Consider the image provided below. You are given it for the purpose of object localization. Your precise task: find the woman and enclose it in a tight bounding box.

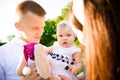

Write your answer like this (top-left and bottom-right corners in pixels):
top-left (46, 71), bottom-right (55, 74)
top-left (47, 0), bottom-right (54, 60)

top-left (69, 0), bottom-right (120, 80)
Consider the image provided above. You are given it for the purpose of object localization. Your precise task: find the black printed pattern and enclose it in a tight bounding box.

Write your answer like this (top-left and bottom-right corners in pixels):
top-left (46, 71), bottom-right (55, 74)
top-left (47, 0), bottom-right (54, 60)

top-left (49, 52), bottom-right (75, 65)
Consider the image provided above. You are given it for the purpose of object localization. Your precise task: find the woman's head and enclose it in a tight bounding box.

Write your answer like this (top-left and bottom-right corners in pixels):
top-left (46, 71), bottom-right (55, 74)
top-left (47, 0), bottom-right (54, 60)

top-left (68, 2), bottom-right (84, 45)
top-left (71, 0), bottom-right (120, 80)
top-left (57, 20), bottom-right (76, 48)
top-left (72, 0), bottom-right (85, 26)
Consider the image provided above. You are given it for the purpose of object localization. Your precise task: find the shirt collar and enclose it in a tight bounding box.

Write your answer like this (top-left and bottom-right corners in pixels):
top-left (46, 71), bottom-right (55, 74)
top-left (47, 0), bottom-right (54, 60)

top-left (13, 37), bottom-right (26, 47)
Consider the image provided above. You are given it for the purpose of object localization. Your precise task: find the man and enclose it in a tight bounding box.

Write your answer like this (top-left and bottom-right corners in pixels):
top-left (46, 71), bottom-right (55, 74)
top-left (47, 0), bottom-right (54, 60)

top-left (0, 0), bottom-right (46, 80)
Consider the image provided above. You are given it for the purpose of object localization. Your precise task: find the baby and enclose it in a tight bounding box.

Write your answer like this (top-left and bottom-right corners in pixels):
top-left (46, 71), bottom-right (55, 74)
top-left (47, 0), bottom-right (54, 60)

top-left (47, 20), bottom-right (83, 80)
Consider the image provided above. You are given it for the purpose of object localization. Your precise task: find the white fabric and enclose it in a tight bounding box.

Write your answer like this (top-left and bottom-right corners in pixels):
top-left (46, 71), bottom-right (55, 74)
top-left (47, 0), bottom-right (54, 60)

top-left (48, 42), bottom-right (81, 80)
top-left (0, 37), bottom-right (26, 80)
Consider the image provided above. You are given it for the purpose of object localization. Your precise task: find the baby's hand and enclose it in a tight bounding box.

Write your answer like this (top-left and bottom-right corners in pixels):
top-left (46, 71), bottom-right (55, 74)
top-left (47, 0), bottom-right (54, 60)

top-left (69, 63), bottom-right (82, 75)
top-left (59, 75), bottom-right (70, 80)
top-left (69, 65), bottom-right (79, 75)
top-left (45, 46), bottom-right (54, 54)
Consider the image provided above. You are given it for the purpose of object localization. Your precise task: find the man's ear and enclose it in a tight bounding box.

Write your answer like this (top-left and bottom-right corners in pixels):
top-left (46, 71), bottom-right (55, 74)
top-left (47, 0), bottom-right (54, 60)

top-left (14, 22), bottom-right (21, 30)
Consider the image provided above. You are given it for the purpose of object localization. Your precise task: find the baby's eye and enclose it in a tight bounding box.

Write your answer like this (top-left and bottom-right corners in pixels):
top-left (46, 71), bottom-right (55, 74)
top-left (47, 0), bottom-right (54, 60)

top-left (67, 34), bottom-right (71, 37)
top-left (59, 35), bottom-right (63, 37)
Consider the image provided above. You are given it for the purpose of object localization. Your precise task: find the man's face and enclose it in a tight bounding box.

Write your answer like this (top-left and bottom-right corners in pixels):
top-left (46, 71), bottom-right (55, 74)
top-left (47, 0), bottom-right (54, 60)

top-left (19, 12), bottom-right (45, 43)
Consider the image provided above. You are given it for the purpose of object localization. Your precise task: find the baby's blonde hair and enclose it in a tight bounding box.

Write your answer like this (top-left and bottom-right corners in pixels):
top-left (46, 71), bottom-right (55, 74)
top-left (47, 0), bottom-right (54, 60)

top-left (57, 20), bottom-right (73, 31)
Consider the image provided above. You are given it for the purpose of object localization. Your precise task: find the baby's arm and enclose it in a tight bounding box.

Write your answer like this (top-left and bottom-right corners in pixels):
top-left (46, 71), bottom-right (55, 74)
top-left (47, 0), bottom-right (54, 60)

top-left (69, 51), bottom-right (82, 75)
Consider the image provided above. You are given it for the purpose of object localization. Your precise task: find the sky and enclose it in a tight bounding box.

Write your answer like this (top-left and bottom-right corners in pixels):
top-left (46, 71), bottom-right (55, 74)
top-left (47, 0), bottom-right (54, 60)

top-left (0, 0), bottom-right (71, 42)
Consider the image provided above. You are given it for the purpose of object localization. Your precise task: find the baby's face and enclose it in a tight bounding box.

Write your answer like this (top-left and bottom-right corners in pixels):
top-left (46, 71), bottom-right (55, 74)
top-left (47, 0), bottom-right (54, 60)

top-left (57, 27), bottom-right (75, 48)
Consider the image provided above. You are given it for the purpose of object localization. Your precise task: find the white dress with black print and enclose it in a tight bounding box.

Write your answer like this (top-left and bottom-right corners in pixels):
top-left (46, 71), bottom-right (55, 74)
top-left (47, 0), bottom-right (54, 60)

top-left (48, 42), bottom-right (81, 80)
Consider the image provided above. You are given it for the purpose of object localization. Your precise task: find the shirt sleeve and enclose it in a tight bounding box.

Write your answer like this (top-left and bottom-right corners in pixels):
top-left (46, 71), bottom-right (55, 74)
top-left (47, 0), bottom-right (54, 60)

top-left (0, 66), bottom-right (5, 80)
top-left (0, 54), bottom-right (6, 80)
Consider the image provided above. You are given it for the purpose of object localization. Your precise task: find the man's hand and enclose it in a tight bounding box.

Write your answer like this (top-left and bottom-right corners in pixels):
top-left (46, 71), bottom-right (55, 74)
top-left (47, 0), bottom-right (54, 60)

top-left (22, 64), bottom-right (41, 80)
